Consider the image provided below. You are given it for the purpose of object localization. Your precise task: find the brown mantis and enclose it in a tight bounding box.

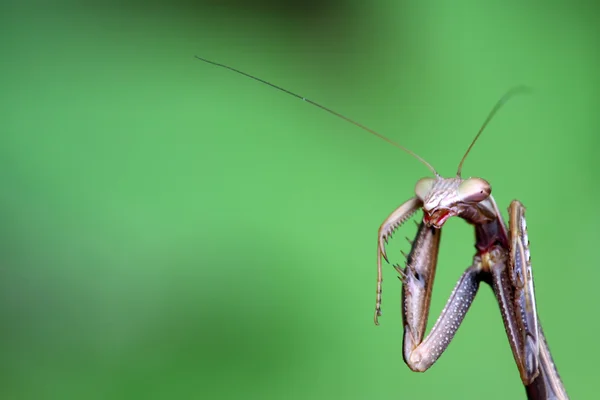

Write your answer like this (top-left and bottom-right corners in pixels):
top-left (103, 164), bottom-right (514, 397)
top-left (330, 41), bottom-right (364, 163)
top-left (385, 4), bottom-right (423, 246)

top-left (196, 56), bottom-right (569, 399)
top-left (372, 87), bottom-right (568, 400)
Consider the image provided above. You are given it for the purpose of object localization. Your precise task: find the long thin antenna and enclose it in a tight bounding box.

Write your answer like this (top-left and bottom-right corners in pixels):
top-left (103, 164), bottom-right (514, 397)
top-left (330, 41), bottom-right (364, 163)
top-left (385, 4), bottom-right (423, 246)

top-left (195, 56), bottom-right (439, 176)
top-left (456, 86), bottom-right (531, 177)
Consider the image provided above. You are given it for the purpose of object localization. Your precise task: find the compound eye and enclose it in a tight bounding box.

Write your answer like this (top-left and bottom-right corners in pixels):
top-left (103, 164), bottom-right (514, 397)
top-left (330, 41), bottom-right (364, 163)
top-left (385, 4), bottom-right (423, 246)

top-left (415, 177), bottom-right (435, 200)
top-left (458, 177), bottom-right (491, 202)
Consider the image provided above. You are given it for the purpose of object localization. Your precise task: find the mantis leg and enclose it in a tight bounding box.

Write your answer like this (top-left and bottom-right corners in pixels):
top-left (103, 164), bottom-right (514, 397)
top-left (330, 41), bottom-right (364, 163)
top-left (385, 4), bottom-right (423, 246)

top-left (401, 231), bottom-right (483, 371)
top-left (525, 326), bottom-right (569, 400)
top-left (489, 201), bottom-right (568, 399)
top-left (375, 197), bottom-right (422, 324)
top-left (486, 201), bottom-right (539, 385)
top-left (508, 200), bottom-right (540, 383)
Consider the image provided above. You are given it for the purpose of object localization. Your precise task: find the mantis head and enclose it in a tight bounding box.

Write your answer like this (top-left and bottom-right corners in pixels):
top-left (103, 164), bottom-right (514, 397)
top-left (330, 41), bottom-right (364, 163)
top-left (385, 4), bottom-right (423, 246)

top-left (415, 176), bottom-right (494, 228)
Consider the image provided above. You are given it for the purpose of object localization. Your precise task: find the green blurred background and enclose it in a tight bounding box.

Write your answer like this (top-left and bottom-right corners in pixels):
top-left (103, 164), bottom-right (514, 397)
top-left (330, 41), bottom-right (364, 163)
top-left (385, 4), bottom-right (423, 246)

top-left (1, 1), bottom-right (598, 399)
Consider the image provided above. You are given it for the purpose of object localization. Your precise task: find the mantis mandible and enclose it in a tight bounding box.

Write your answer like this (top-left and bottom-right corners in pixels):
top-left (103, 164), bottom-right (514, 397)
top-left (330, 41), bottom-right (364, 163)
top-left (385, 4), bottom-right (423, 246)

top-left (196, 56), bottom-right (568, 400)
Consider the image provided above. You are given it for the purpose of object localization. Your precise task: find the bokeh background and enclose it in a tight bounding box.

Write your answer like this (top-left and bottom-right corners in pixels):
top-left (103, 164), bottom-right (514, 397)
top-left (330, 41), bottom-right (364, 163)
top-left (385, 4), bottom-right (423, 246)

top-left (1, 1), bottom-right (598, 399)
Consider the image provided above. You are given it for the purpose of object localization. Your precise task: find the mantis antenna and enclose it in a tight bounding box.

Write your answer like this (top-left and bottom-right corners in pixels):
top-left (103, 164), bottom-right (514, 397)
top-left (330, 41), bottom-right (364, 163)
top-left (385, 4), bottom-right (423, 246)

top-left (456, 85), bottom-right (531, 177)
top-left (195, 56), bottom-right (439, 176)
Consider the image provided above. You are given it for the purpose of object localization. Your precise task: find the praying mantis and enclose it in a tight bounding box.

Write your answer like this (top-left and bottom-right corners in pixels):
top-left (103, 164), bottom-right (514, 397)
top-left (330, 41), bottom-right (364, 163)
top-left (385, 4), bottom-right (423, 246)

top-left (196, 56), bottom-right (569, 399)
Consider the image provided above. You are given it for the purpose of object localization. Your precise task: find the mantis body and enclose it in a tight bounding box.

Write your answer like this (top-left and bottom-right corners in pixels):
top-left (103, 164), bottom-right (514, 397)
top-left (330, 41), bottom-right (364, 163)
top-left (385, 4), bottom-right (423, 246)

top-left (196, 57), bottom-right (568, 399)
